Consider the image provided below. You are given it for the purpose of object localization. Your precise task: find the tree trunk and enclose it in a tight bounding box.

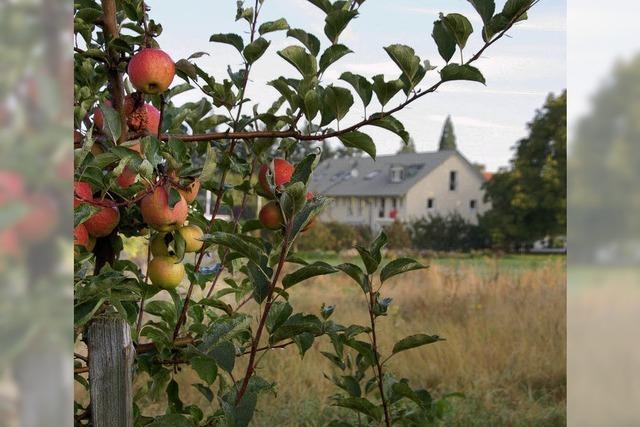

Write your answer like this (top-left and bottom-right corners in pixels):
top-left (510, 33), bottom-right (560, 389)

top-left (88, 316), bottom-right (135, 427)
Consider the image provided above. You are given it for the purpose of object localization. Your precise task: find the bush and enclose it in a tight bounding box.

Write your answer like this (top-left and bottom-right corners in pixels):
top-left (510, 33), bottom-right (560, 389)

top-left (383, 221), bottom-right (412, 250)
top-left (409, 213), bottom-right (491, 252)
top-left (296, 222), bottom-right (374, 252)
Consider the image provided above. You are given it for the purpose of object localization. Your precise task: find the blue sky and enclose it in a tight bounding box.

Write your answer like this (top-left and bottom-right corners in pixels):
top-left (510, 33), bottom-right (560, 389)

top-left (150, 0), bottom-right (566, 171)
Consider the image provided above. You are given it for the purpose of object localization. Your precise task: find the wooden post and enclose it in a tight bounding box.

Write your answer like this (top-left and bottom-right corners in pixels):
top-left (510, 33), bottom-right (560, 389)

top-left (88, 316), bottom-right (135, 427)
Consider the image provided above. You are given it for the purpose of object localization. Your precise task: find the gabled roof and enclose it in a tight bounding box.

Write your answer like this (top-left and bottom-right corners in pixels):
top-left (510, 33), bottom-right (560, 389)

top-left (310, 150), bottom-right (460, 197)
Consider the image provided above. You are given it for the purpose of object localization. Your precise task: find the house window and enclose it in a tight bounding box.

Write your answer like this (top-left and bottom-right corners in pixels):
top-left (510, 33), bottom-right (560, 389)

top-left (379, 197), bottom-right (385, 218)
top-left (390, 166), bottom-right (404, 183)
top-left (449, 171), bottom-right (457, 191)
top-left (392, 198), bottom-right (397, 209)
top-left (470, 199), bottom-right (477, 210)
top-left (427, 198), bottom-right (435, 209)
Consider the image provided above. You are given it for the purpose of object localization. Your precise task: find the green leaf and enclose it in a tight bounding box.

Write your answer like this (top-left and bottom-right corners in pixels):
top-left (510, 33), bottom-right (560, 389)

top-left (209, 33), bottom-right (244, 52)
top-left (286, 28), bottom-right (321, 56)
top-left (440, 64), bottom-right (486, 84)
top-left (502, 0), bottom-right (532, 22)
top-left (371, 75), bottom-right (404, 107)
top-left (380, 258), bottom-right (427, 283)
top-left (174, 59), bottom-right (197, 80)
top-left (324, 85), bottom-right (354, 122)
top-left (247, 261), bottom-right (271, 304)
top-left (332, 397), bottom-right (382, 421)
top-left (324, 9), bottom-right (358, 44)
top-left (370, 231), bottom-right (388, 263)
top-left (290, 153), bottom-right (318, 185)
top-left (392, 334), bottom-right (444, 355)
top-left (354, 245), bottom-right (378, 274)
top-left (319, 44), bottom-right (353, 73)
top-left (303, 89), bottom-right (321, 122)
top-left (338, 131), bottom-right (375, 160)
top-left (442, 13), bottom-right (474, 50)
top-left (259, 18), bottom-right (290, 35)
top-left (267, 301), bottom-right (293, 333)
top-left (201, 232), bottom-right (264, 266)
top-left (336, 263), bottom-right (369, 293)
top-left (145, 300), bottom-right (177, 326)
top-left (74, 203), bottom-right (100, 227)
top-left (432, 20), bottom-right (456, 63)
top-left (468, 0), bottom-right (496, 27)
top-left (307, 0), bottom-right (332, 13)
top-left (74, 297), bottom-right (106, 327)
top-left (269, 313), bottom-right (323, 343)
top-left (191, 356), bottom-right (218, 385)
top-left (209, 340), bottom-right (236, 373)
top-left (384, 44), bottom-right (422, 83)
top-left (339, 72), bottom-right (372, 108)
top-left (277, 45), bottom-right (318, 77)
top-left (282, 261), bottom-right (338, 289)
top-left (369, 113), bottom-right (410, 143)
top-left (243, 37), bottom-right (270, 64)
top-left (290, 196), bottom-right (332, 238)
top-left (98, 102), bottom-right (121, 143)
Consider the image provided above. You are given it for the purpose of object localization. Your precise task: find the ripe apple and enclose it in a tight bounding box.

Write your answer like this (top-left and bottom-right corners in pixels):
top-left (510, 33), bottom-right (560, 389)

top-left (140, 186), bottom-right (188, 231)
top-left (127, 48), bottom-right (176, 95)
top-left (74, 223), bottom-right (90, 248)
top-left (150, 233), bottom-right (170, 256)
top-left (0, 170), bottom-right (24, 205)
top-left (74, 181), bottom-right (93, 207)
top-left (178, 179), bottom-right (200, 204)
top-left (148, 255), bottom-right (185, 289)
top-left (84, 202), bottom-right (120, 237)
top-left (116, 166), bottom-right (137, 188)
top-left (178, 224), bottom-right (204, 253)
top-left (259, 201), bottom-right (284, 230)
top-left (258, 158), bottom-right (294, 197)
top-left (17, 194), bottom-right (59, 242)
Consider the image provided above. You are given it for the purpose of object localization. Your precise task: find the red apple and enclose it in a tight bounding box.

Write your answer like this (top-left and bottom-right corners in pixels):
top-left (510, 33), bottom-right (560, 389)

top-left (74, 223), bottom-right (90, 248)
top-left (258, 158), bottom-right (294, 197)
top-left (178, 179), bottom-right (200, 204)
top-left (0, 170), bottom-right (24, 205)
top-left (84, 201), bottom-right (120, 237)
top-left (116, 166), bottom-right (137, 188)
top-left (16, 194), bottom-right (59, 242)
top-left (259, 201), bottom-right (284, 230)
top-left (94, 97), bottom-right (160, 134)
top-left (74, 181), bottom-right (93, 207)
top-left (140, 186), bottom-right (188, 231)
top-left (127, 48), bottom-right (175, 95)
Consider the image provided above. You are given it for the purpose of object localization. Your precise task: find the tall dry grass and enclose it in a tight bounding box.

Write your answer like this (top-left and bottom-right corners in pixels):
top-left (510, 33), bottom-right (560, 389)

top-left (247, 257), bottom-right (566, 426)
top-left (80, 256), bottom-right (566, 426)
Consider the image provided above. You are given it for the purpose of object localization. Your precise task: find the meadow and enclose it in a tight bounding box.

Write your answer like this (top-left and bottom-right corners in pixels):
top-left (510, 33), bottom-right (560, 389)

top-left (121, 250), bottom-right (566, 426)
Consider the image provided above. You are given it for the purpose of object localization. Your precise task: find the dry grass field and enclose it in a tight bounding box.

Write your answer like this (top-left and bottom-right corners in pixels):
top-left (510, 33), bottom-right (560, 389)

top-left (76, 252), bottom-right (566, 426)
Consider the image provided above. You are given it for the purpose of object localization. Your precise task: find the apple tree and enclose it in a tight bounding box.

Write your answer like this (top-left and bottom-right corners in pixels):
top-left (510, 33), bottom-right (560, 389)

top-left (73, 0), bottom-right (538, 425)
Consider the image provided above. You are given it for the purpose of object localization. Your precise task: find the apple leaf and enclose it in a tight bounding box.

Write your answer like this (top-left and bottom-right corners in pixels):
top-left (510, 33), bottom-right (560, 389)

top-left (277, 45), bottom-right (318, 78)
top-left (442, 13), bottom-right (474, 50)
top-left (431, 20), bottom-right (456, 63)
top-left (324, 85), bottom-right (353, 122)
top-left (340, 72), bottom-right (372, 108)
top-left (259, 18), bottom-right (290, 35)
top-left (286, 28), bottom-right (321, 56)
top-left (282, 262), bottom-right (338, 289)
top-left (243, 37), bottom-right (270, 65)
top-left (338, 131), bottom-right (375, 160)
top-left (209, 33), bottom-right (244, 52)
top-left (319, 44), bottom-right (352, 73)
top-left (380, 258), bottom-right (427, 283)
top-left (392, 334), bottom-right (444, 355)
top-left (371, 75), bottom-right (404, 107)
top-left (98, 102), bottom-right (121, 143)
top-left (324, 9), bottom-right (358, 44)
top-left (440, 64), bottom-right (486, 84)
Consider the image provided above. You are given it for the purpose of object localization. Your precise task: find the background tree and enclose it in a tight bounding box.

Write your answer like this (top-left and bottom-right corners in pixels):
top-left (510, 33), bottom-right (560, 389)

top-left (484, 91), bottom-right (567, 249)
top-left (438, 115), bottom-right (457, 151)
top-left (569, 57), bottom-right (640, 263)
top-left (397, 136), bottom-right (417, 154)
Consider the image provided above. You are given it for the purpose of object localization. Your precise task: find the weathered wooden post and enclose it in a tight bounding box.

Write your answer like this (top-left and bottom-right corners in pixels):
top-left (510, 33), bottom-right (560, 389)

top-left (88, 316), bottom-right (135, 427)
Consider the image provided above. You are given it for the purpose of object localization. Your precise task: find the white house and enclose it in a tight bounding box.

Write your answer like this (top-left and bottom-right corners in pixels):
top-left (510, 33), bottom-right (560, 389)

top-left (309, 150), bottom-right (490, 231)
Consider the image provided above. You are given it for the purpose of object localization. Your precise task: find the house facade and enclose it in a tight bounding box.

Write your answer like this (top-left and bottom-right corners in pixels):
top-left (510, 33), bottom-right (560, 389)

top-left (309, 150), bottom-right (490, 231)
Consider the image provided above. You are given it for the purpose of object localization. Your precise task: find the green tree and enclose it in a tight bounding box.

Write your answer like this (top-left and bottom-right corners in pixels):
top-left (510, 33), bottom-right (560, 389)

top-left (438, 115), bottom-right (457, 151)
top-left (397, 137), bottom-right (417, 154)
top-left (484, 91), bottom-right (567, 249)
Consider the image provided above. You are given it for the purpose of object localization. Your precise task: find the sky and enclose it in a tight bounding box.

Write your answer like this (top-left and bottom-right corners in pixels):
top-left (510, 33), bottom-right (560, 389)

top-left (150, 0), bottom-right (566, 171)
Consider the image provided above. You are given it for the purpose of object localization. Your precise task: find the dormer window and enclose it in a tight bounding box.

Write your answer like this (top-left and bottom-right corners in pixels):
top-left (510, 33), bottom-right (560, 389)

top-left (390, 166), bottom-right (405, 183)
